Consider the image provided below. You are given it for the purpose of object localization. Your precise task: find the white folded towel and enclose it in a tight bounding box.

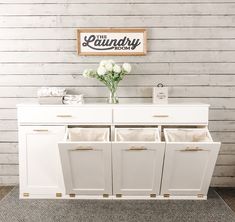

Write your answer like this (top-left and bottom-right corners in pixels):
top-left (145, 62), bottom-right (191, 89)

top-left (37, 87), bottom-right (66, 97)
top-left (63, 94), bottom-right (84, 104)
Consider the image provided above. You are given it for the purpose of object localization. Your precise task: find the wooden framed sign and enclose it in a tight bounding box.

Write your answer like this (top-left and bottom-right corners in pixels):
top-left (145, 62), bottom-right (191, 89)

top-left (77, 28), bottom-right (147, 56)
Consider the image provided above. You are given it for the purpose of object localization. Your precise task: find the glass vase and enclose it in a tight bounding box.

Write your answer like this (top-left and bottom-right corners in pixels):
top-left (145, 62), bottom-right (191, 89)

top-left (107, 90), bottom-right (119, 104)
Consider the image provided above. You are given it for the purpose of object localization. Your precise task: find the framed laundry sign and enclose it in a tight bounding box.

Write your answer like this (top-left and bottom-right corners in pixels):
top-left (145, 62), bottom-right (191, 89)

top-left (77, 28), bottom-right (147, 56)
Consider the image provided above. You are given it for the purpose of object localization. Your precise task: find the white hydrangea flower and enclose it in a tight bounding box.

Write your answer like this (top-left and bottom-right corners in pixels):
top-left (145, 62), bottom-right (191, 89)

top-left (97, 66), bottom-right (107, 76)
top-left (82, 69), bottom-right (92, 78)
top-left (122, 63), bottom-right (131, 73)
top-left (99, 60), bottom-right (108, 67)
top-left (105, 63), bottom-right (113, 72)
top-left (113, 64), bottom-right (121, 73)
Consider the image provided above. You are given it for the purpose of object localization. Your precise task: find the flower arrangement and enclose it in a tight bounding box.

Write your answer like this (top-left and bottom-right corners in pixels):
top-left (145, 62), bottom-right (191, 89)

top-left (83, 60), bottom-right (131, 103)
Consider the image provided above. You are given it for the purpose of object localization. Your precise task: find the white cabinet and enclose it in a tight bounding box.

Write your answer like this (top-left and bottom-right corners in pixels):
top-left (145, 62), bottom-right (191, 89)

top-left (58, 142), bottom-right (112, 196)
top-left (112, 143), bottom-right (165, 196)
top-left (17, 103), bottom-right (219, 200)
top-left (19, 126), bottom-right (65, 196)
top-left (161, 129), bottom-right (220, 198)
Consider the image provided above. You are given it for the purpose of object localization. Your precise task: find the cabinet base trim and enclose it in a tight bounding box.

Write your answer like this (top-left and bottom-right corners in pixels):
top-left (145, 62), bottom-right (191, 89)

top-left (19, 194), bottom-right (207, 200)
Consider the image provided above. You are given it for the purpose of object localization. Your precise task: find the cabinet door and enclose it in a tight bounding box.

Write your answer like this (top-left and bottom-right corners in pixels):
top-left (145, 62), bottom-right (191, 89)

top-left (19, 126), bottom-right (65, 195)
top-left (161, 143), bottom-right (220, 197)
top-left (58, 142), bottom-right (112, 195)
top-left (112, 143), bottom-right (165, 196)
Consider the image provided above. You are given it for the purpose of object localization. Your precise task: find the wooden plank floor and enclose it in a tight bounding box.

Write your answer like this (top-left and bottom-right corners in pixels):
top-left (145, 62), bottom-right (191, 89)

top-left (215, 188), bottom-right (235, 212)
top-left (0, 186), bottom-right (234, 213)
top-left (0, 186), bottom-right (14, 201)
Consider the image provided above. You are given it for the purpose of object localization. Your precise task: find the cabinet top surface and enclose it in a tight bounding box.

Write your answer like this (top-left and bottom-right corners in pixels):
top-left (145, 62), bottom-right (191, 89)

top-left (17, 103), bottom-right (210, 108)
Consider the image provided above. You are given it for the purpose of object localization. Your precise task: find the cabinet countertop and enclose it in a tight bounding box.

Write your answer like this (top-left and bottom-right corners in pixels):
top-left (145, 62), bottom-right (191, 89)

top-left (16, 103), bottom-right (210, 108)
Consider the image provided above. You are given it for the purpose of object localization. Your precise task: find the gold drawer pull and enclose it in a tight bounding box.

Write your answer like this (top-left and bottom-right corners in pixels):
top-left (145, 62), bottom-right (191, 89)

top-left (152, 115), bottom-right (169, 118)
top-left (127, 146), bottom-right (147, 151)
top-left (71, 146), bottom-right (93, 151)
top-left (33, 129), bottom-right (48, 132)
top-left (56, 114), bottom-right (72, 117)
top-left (178, 147), bottom-right (208, 152)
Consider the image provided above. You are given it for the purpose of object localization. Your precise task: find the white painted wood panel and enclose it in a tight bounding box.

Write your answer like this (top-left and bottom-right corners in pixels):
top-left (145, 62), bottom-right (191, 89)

top-left (2, 74), bottom-right (235, 87)
top-left (1, 28), bottom-right (235, 40)
top-left (0, 16), bottom-right (235, 28)
top-left (0, 154), bottom-right (18, 164)
top-left (0, 120), bottom-right (17, 131)
top-left (2, 63), bottom-right (235, 75)
top-left (2, 0), bottom-right (235, 3)
top-left (1, 86), bottom-right (235, 98)
top-left (2, 52), bottom-right (235, 63)
top-left (0, 0), bottom-right (234, 186)
top-left (1, 4), bottom-right (235, 16)
top-left (0, 165), bottom-right (18, 175)
top-left (0, 143), bottom-right (18, 154)
top-left (0, 176), bottom-right (18, 185)
top-left (2, 39), bottom-right (235, 51)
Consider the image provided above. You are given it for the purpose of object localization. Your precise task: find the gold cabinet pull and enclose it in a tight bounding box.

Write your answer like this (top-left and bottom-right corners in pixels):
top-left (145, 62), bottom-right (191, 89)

top-left (56, 114), bottom-right (72, 117)
top-left (23, 193), bottom-right (29, 197)
top-left (127, 146), bottom-right (147, 151)
top-left (152, 115), bottom-right (169, 118)
top-left (71, 146), bottom-right (93, 151)
top-left (197, 194), bottom-right (204, 198)
top-left (33, 129), bottom-right (48, 132)
top-left (116, 194), bottom-right (122, 198)
top-left (178, 147), bottom-right (208, 152)
top-left (56, 193), bottom-right (62, 197)
top-left (163, 194), bottom-right (170, 198)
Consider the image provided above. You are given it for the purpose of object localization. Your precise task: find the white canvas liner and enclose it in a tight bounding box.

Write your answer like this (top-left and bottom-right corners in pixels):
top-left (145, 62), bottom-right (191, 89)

top-left (164, 128), bottom-right (212, 143)
top-left (67, 127), bottom-right (109, 142)
top-left (115, 128), bottom-right (160, 142)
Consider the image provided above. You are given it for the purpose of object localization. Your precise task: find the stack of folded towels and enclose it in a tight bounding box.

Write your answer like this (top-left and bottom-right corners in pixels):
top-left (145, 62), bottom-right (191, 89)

top-left (63, 94), bottom-right (84, 105)
top-left (37, 87), bottom-right (66, 104)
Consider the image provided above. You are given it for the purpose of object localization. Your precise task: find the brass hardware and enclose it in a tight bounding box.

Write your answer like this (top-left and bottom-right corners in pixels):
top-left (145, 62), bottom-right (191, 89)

top-left (103, 194), bottom-right (109, 198)
top-left (69, 194), bottom-right (76, 198)
top-left (127, 146), bottom-right (147, 151)
top-left (71, 146), bottom-right (93, 151)
top-left (23, 193), bottom-right (29, 197)
top-left (56, 193), bottom-right (62, 197)
top-left (56, 115), bottom-right (72, 118)
top-left (150, 194), bottom-right (156, 198)
top-left (163, 194), bottom-right (170, 198)
top-left (33, 129), bottom-right (48, 132)
top-left (152, 115), bottom-right (169, 118)
top-left (197, 194), bottom-right (204, 198)
top-left (116, 194), bottom-right (122, 198)
top-left (178, 147), bottom-right (208, 152)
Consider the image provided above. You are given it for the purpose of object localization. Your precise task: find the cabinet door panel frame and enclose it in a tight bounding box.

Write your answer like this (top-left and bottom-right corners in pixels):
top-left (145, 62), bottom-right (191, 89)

top-left (160, 142), bottom-right (220, 196)
top-left (58, 142), bottom-right (112, 195)
top-left (19, 126), bottom-right (65, 195)
top-left (112, 142), bottom-right (165, 196)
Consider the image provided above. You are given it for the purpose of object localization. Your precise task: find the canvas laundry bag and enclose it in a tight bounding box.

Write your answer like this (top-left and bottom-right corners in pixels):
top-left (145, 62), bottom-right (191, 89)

top-left (165, 129), bottom-right (211, 142)
top-left (68, 128), bottom-right (109, 142)
top-left (116, 128), bottom-right (159, 142)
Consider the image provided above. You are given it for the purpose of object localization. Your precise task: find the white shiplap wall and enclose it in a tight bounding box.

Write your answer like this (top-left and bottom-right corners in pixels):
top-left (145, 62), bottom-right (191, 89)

top-left (0, 0), bottom-right (235, 186)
